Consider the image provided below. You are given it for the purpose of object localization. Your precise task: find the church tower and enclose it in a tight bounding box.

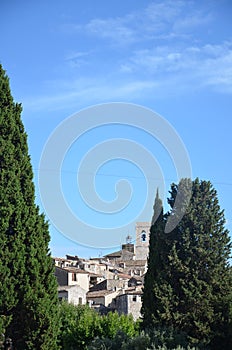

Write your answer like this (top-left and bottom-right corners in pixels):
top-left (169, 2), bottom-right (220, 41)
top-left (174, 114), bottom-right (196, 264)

top-left (135, 222), bottom-right (150, 260)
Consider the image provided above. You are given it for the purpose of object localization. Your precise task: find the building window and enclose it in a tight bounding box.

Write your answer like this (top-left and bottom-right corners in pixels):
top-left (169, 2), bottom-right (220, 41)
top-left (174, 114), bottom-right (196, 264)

top-left (72, 273), bottom-right (77, 281)
top-left (79, 297), bottom-right (82, 305)
top-left (133, 296), bottom-right (137, 302)
top-left (141, 230), bottom-right (146, 242)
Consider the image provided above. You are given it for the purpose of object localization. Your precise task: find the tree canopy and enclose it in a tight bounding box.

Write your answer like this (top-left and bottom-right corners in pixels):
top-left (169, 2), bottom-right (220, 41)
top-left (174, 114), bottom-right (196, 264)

top-left (142, 178), bottom-right (232, 349)
top-left (0, 64), bottom-right (60, 349)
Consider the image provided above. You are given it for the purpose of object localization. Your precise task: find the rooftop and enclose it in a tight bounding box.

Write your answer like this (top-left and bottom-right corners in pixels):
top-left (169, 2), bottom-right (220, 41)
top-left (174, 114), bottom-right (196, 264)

top-left (104, 250), bottom-right (122, 258)
top-left (56, 266), bottom-right (89, 274)
top-left (87, 290), bottom-right (117, 298)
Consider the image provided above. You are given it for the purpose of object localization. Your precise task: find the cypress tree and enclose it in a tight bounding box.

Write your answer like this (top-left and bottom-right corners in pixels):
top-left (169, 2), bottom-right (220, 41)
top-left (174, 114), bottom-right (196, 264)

top-left (0, 65), bottom-right (60, 349)
top-left (142, 178), bottom-right (232, 348)
top-left (141, 190), bottom-right (167, 329)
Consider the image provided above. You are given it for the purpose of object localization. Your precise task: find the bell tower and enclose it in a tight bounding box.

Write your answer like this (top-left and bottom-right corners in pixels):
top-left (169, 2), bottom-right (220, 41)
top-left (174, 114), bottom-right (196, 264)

top-left (135, 222), bottom-right (150, 260)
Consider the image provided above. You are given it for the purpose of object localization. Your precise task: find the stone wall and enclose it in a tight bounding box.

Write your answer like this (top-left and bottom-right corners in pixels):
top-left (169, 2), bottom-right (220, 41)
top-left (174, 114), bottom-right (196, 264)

top-left (55, 267), bottom-right (68, 286)
top-left (114, 292), bottom-right (142, 320)
top-left (58, 285), bottom-right (86, 305)
top-left (135, 222), bottom-right (150, 261)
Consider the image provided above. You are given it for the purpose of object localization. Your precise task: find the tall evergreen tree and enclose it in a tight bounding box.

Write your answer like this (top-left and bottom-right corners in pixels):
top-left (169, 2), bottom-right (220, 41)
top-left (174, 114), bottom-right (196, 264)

top-left (141, 190), bottom-right (166, 329)
top-left (0, 65), bottom-right (60, 349)
top-left (142, 178), bottom-right (232, 349)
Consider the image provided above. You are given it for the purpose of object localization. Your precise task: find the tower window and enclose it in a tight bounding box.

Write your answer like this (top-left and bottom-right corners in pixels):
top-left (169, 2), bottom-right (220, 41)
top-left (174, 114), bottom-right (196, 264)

top-left (141, 231), bottom-right (146, 242)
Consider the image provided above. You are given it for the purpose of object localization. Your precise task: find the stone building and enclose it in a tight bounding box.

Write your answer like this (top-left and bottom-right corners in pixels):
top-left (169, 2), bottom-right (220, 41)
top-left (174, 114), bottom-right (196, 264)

top-left (89, 278), bottom-right (129, 293)
top-left (58, 285), bottom-right (86, 305)
top-left (87, 289), bottom-right (120, 308)
top-left (113, 288), bottom-right (143, 320)
top-left (53, 256), bottom-right (76, 268)
top-left (54, 222), bottom-right (150, 319)
top-left (135, 222), bottom-right (150, 260)
top-left (55, 266), bottom-right (89, 291)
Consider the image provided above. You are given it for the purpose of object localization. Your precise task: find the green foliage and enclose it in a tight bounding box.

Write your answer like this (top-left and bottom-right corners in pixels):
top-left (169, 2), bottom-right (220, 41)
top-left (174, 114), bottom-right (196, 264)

top-left (58, 302), bottom-right (103, 350)
top-left (58, 302), bottom-right (139, 349)
top-left (101, 311), bottom-right (139, 339)
top-left (87, 331), bottom-right (129, 350)
top-left (0, 65), bottom-right (59, 349)
top-left (59, 303), bottom-right (199, 350)
top-left (88, 331), bottom-right (150, 350)
top-left (121, 331), bottom-right (151, 350)
top-left (88, 329), bottom-right (198, 350)
top-left (150, 347), bottom-right (198, 350)
top-left (142, 178), bottom-right (232, 349)
top-left (142, 190), bottom-right (166, 329)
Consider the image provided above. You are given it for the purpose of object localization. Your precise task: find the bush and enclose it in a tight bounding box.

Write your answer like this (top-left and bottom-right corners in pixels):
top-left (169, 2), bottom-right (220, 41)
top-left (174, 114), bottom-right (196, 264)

top-left (58, 302), bottom-right (103, 349)
top-left (101, 312), bottom-right (139, 339)
top-left (88, 330), bottom-right (199, 350)
top-left (147, 326), bottom-right (190, 349)
top-left (88, 331), bottom-right (129, 350)
top-left (58, 302), bottom-right (139, 350)
top-left (58, 302), bottom-right (201, 350)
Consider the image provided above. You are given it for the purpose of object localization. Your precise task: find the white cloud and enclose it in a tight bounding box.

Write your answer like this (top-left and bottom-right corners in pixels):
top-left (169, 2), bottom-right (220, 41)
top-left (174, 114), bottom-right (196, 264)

top-left (23, 1), bottom-right (232, 113)
top-left (201, 49), bottom-right (232, 92)
top-left (23, 40), bottom-right (232, 113)
top-left (22, 78), bottom-right (158, 112)
top-left (118, 41), bottom-right (232, 93)
top-left (173, 11), bottom-right (212, 33)
top-left (79, 1), bottom-right (212, 46)
top-left (66, 51), bottom-right (90, 60)
top-left (86, 18), bottom-right (136, 45)
top-left (65, 51), bottom-right (91, 68)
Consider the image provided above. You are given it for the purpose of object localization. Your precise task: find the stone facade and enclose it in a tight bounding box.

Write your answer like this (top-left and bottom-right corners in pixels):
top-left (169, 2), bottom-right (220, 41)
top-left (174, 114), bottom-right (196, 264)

top-left (89, 278), bottom-right (129, 292)
top-left (55, 266), bottom-right (68, 285)
top-left (54, 222), bottom-right (151, 320)
top-left (58, 285), bottom-right (86, 305)
top-left (87, 290), bottom-right (120, 307)
top-left (113, 290), bottom-right (142, 320)
top-left (135, 222), bottom-right (150, 260)
top-left (55, 266), bottom-right (89, 291)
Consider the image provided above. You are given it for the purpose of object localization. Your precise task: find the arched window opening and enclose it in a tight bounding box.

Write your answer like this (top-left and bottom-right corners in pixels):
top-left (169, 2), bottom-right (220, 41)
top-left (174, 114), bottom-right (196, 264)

top-left (141, 230), bottom-right (146, 242)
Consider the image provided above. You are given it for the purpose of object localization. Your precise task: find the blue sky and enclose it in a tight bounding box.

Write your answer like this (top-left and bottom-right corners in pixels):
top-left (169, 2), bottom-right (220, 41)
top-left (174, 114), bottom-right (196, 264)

top-left (1, 0), bottom-right (232, 258)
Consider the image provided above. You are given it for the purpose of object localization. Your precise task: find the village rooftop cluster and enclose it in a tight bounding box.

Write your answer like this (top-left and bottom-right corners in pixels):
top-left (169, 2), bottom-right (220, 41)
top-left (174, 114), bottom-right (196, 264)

top-left (53, 222), bottom-right (150, 320)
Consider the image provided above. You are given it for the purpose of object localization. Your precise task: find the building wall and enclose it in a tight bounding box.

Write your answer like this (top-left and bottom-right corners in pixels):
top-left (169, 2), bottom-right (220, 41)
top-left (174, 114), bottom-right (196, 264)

top-left (104, 291), bottom-right (120, 307)
top-left (88, 295), bottom-right (105, 306)
top-left (55, 267), bottom-right (68, 286)
top-left (114, 293), bottom-right (142, 320)
top-left (87, 291), bottom-right (119, 307)
top-left (81, 260), bottom-right (108, 275)
top-left (127, 294), bottom-right (142, 320)
top-left (90, 279), bottom-right (128, 292)
top-left (121, 249), bottom-right (135, 261)
top-left (135, 222), bottom-right (150, 260)
top-left (68, 285), bottom-right (86, 305)
top-left (114, 294), bottom-right (128, 315)
top-left (68, 271), bottom-right (89, 291)
top-left (58, 290), bottom-right (68, 302)
top-left (58, 285), bottom-right (86, 305)
top-left (121, 243), bottom-right (135, 254)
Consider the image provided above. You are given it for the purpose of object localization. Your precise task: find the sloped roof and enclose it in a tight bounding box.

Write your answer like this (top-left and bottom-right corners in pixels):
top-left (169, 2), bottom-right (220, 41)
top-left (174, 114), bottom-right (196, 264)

top-left (104, 250), bottom-right (122, 258)
top-left (53, 257), bottom-right (71, 262)
top-left (87, 290), bottom-right (116, 298)
top-left (56, 266), bottom-right (89, 274)
top-left (104, 249), bottom-right (135, 259)
top-left (89, 272), bottom-right (104, 277)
